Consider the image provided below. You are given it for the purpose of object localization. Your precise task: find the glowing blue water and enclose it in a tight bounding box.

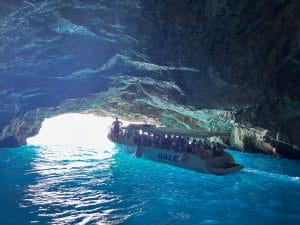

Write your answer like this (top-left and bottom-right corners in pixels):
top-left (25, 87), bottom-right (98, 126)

top-left (0, 145), bottom-right (300, 225)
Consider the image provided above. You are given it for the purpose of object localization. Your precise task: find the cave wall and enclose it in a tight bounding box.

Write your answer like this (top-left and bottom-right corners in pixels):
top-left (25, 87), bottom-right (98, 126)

top-left (0, 0), bottom-right (299, 157)
top-left (137, 0), bottom-right (299, 101)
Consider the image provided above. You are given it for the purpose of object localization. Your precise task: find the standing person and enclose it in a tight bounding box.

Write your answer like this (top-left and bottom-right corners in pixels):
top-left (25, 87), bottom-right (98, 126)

top-left (112, 117), bottom-right (122, 140)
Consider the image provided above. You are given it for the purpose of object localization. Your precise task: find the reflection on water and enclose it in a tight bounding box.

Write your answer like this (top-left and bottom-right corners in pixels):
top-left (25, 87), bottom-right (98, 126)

top-left (0, 114), bottom-right (299, 224)
top-left (1, 143), bottom-right (300, 225)
top-left (23, 145), bottom-right (123, 225)
top-left (25, 114), bottom-right (127, 224)
top-left (22, 113), bottom-right (149, 224)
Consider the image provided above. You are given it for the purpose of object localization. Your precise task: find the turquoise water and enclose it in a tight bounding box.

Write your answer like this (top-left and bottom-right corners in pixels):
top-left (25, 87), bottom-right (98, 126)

top-left (0, 144), bottom-right (300, 225)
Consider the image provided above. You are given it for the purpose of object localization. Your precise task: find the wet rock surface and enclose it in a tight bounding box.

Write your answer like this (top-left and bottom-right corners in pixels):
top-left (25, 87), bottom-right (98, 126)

top-left (0, 0), bottom-right (299, 158)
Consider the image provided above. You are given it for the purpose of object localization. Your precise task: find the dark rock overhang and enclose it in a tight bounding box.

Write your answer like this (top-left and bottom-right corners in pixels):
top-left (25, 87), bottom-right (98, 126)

top-left (0, 0), bottom-right (299, 159)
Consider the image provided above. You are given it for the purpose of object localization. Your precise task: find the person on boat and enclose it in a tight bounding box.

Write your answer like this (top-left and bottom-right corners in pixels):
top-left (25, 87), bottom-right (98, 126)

top-left (195, 143), bottom-right (203, 157)
top-left (215, 143), bottom-right (225, 156)
top-left (212, 141), bottom-right (217, 150)
top-left (171, 136), bottom-right (177, 150)
top-left (191, 139), bottom-right (197, 154)
top-left (211, 141), bottom-right (223, 157)
top-left (112, 117), bottom-right (122, 140)
top-left (133, 132), bottom-right (142, 146)
top-left (153, 135), bottom-right (160, 147)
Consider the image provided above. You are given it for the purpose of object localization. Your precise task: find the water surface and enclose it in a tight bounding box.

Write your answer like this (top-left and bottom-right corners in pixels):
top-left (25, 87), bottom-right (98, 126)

top-left (0, 144), bottom-right (300, 225)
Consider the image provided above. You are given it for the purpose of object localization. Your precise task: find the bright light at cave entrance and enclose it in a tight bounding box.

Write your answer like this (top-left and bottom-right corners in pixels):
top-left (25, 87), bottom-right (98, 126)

top-left (27, 113), bottom-right (130, 148)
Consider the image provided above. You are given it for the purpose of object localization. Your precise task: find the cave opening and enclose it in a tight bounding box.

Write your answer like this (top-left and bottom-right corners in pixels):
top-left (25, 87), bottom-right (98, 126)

top-left (26, 113), bottom-right (116, 149)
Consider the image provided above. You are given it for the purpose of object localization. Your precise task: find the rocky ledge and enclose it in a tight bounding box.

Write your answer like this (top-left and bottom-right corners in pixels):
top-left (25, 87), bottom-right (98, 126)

top-left (1, 76), bottom-right (299, 159)
top-left (0, 0), bottom-right (299, 159)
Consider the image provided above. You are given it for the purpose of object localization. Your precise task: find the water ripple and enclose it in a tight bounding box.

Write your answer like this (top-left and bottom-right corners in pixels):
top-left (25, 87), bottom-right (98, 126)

top-left (1, 145), bottom-right (300, 224)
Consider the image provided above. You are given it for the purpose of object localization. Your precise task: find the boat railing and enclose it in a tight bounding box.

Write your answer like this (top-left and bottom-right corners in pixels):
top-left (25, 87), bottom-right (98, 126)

top-left (110, 124), bottom-right (231, 157)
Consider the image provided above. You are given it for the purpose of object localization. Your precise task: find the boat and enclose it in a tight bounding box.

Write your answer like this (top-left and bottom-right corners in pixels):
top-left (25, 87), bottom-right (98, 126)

top-left (108, 123), bottom-right (244, 175)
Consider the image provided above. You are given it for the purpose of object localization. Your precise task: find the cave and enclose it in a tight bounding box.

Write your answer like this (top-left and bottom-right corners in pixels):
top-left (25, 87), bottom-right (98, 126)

top-left (1, 1), bottom-right (300, 224)
top-left (1, 0), bottom-right (299, 159)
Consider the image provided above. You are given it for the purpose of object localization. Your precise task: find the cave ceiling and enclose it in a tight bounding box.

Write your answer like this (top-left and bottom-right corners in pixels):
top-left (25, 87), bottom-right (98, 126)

top-left (0, 0), bottom-right (299, 153)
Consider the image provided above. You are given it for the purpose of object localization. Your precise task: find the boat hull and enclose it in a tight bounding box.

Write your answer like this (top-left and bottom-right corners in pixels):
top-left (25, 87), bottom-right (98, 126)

top-left (110, 136), bottom-right (243, 175)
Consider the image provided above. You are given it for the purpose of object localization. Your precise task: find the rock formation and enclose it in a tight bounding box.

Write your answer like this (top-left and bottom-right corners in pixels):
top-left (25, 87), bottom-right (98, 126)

top-left (0, 0), bottom-right (299, 158)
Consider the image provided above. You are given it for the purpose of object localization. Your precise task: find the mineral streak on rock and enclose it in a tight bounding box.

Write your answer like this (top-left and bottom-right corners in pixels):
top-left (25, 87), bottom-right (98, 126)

top-left (0, 0), bottom-right (299, 158)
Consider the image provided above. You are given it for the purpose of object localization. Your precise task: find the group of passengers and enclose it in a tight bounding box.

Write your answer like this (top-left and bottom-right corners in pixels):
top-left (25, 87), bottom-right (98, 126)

top-left (130, 132), bottom-right (224, 158)
top-left (110, 118), bottom-right (225, 158)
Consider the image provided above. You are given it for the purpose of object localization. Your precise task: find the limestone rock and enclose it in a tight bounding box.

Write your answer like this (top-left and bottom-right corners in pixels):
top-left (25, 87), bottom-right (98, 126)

top-left (0, 0), bottom-right (299, 159)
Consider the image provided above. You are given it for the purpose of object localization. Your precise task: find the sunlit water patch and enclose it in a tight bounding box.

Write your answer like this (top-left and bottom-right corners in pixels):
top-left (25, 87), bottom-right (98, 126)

top-left (1, 114), bottom-right (300, 225)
